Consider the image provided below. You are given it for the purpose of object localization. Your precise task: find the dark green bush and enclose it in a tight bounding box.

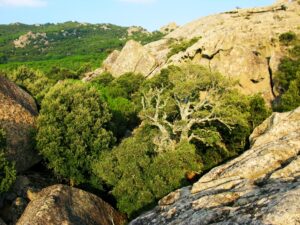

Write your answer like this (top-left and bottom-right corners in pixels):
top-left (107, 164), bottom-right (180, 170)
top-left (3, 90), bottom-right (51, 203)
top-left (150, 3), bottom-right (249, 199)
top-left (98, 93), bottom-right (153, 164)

top-left (93, 127), bottom-right (202, 218)
top-left (0, 128), bottom-right (16, 194)
top-left (37, 81), bottom-right (115, 185)
top-left (273, 34), bottom-right (300, 112)
top-left (279, 31), bottom-right (297, 45)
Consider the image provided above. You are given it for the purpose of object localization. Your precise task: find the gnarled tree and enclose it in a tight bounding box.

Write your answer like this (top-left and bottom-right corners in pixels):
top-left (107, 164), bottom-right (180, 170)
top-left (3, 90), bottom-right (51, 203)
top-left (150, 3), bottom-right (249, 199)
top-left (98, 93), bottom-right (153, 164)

top-left (140, 64), bottom-right (248, 152)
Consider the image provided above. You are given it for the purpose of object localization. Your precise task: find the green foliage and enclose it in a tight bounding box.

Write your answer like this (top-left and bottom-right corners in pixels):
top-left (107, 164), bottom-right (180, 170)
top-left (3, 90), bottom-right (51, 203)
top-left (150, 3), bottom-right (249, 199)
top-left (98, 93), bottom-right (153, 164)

top-left (0, 129), bottom-right (5, 148)
top-left (276, 76), bottom-right (300, 111)
top-left (248, 94), bottom-right (271, 129)
top-left (273, 34), bottom-right (300, 112)
top-left (279, 31), bottom-right (297, 45)
top-left (93, 64), bottom-right (270, 218)
top-left (93, 127), bottom-right (202, 218)
top-left (0, 128), bottom-right (16, 194)
top-left (90, 73), bottom-right (144, 140)
top-left (37, 81), bottom-right (114, 185)
top-left (147, 141), bottom-right (202, 199)
top-left (108, 73), bottom-right (146, 99)
top-left (0, 22), bottom-right (164, 73)
top-left (8, 66), bottom-right (55, 104)
top-left (90, 72), bottom-right (114, 87)
top-left (167, 37), bottom-right (200, 59)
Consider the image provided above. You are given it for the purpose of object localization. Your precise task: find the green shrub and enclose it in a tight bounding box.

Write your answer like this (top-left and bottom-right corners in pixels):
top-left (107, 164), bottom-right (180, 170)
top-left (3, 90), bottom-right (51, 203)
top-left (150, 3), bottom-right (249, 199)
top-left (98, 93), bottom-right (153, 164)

top-left (93, 127), bottom-right (202, 218)
top-left (91, 72), bottom-right (114, 87)
top-left (275, 75), bottom-right (300, 112)
top-left (37, 81), bottom-right (114, 185)
top-left (0, 128), bottom-right (16, 194)
top-left (273, 34), bottom-right (300, 112)
top-left (9, 66), bottom-right (55, 104)
top-left (279, 31), bottom-right (297, 45)
top-left (167, 37), bottom-right (201, 59)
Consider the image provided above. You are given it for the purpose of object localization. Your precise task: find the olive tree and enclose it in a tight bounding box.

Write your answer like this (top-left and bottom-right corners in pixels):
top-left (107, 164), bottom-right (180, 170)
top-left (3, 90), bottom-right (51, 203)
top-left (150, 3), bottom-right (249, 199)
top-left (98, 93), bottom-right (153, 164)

top-left (140, 64), bottom-right (248, 152)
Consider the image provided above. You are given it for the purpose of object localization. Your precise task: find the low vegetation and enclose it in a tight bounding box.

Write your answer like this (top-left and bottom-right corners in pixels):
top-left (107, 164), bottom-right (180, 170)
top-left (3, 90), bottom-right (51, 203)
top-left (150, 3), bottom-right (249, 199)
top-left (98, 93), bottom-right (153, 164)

top-left (167, 37), bottom-right (200, 59)
top-left (0, 22), bottom-right (164, 73)
top-left (0, 128), bottom-right (16, 194)
top-left (273, 32), bottom-right (300, 111)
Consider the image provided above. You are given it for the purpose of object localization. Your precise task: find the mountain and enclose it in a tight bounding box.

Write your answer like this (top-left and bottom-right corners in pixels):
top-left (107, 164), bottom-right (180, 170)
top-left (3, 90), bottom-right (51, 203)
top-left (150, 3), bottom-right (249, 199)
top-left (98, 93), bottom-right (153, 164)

top-left (0, 22), bottom-right (163, 73)
top-left (129, 106), bottom-right (300, 225)
top-left (90, 0), bottom-right (300, 102)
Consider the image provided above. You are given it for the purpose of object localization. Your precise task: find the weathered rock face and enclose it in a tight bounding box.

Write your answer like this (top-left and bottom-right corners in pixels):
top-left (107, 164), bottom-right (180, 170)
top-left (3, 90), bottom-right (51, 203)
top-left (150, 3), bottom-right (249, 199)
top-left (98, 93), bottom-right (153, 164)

top-left (93, 0), bottom-right (300, 102)
top-left (129, 107), bottom-right (300, 225)
top-left (159, 22), bottom-right (179, 34)
top-left (0, 76), bottom-right (40, 172)
top-left (102, 40), bottom-right (158, 78)
top-left (13, 31), bottom-right (47, 48)
top-left (16, 184), bottom-right (127, 225)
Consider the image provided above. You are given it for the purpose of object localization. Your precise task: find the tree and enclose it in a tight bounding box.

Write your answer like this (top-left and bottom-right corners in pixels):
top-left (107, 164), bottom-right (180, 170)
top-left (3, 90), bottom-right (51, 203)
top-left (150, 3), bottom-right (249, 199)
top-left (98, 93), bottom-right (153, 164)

top-left (93, 64), bottom-right (267, 218)
top-left (90, 74), bottom-right (141, 140)
top-left (139, 64), bottom-right (248, 152)
top-left (0, 128), bottom-right (16, 193)
top-left (93, 126), bottom-right (202, 218)
top-left (107, 72), bottom-right (145, 99)
top-left (37, 81), bottom-right (114, 185)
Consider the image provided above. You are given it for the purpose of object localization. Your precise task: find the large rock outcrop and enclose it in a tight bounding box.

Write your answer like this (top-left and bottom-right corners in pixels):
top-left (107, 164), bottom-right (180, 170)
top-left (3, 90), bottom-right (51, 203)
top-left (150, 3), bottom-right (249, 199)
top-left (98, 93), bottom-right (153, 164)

top-left (0, 172), bottom-right (58, 224)
top-left (16, 184), bottom-right (127, 225)
top-left (130, 106), bottom-right (300, 225)
top-left (93, 0), bottom-right (300, 102)
top-left (102, 40), bottom-right (157, 78)
top-left (0, 76), bottom-right (40, 172)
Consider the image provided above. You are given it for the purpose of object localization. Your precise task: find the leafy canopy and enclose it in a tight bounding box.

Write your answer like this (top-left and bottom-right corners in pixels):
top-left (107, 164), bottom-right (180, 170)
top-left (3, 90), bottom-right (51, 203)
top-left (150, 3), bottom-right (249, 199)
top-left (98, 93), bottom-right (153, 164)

top-left (37, 80), bottom-right (114, 185)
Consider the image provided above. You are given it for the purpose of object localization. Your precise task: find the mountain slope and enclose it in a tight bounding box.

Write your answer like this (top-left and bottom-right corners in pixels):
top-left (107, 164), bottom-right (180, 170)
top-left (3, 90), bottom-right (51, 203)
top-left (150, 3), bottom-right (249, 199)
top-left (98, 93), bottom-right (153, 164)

top-left (0, 22), bottom-right (163, 72)
top-left (96, 0), bottom-right (300, 102)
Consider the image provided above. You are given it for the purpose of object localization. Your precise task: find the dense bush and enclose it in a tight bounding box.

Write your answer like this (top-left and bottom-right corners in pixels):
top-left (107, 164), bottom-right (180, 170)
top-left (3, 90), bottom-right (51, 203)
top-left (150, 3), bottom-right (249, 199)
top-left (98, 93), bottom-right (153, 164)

top-left (93, 126), bottom-right (202, 218)
top-left (279, 31), bottom-right (297, 45)
top-left (8, 66), bottom-right (55, 104)
top-left (93, 64), bottom-right (270, 217)
top-left (90, 72), bottom-right (144, 140)
top-left (37, 81), bottom-right (114, 185)
top-left (273, 33), bottom-right (300, 112)
top-left (0, 128), bottom-right (16, 194)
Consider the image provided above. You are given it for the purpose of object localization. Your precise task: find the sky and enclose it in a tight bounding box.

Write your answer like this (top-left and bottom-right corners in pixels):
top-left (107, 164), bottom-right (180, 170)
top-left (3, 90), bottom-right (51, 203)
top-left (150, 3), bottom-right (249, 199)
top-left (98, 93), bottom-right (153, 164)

top-left (0, 0), bottom-right (275, 31)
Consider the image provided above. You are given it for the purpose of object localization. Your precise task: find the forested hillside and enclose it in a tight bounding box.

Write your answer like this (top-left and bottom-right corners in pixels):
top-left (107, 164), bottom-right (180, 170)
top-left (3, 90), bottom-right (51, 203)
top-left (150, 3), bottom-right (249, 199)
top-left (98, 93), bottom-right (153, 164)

top-left (0, 22), bottom-right (163, 74)
top-left (0, 1), bottom-right (299, 224)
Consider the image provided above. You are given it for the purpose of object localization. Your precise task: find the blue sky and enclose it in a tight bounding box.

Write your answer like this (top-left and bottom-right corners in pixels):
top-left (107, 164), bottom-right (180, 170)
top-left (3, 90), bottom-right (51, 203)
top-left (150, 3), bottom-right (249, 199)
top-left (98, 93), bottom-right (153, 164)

top-left (0, 0), bottom-right (275, 31)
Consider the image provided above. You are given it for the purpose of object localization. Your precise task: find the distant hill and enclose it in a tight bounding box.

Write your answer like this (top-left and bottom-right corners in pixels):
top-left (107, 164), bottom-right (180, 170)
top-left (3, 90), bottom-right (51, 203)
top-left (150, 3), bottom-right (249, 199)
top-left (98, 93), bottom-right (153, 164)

top-left (0, 22), bottom-right (163, 73)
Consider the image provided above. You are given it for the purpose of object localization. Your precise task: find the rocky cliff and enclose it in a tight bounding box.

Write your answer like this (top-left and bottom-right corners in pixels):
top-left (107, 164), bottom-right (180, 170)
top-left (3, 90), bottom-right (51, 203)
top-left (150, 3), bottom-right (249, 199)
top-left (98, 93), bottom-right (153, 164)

top-left (91, 0), bottom-right (300, 102)
top-left (130, 106), bottom-right (300, 225)
top-left (16, 184), bottom-right (127, 225)
top-left (0, 76), bottom-right (40, 172)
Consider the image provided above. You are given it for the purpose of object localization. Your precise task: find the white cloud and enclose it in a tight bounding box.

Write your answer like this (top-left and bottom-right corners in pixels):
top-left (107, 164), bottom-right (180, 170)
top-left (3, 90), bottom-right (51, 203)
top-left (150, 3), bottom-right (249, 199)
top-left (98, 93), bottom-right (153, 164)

top-left (0, 0), bottom-right (47, 7)
top-left (119, 0), bottom-right (156, 4)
